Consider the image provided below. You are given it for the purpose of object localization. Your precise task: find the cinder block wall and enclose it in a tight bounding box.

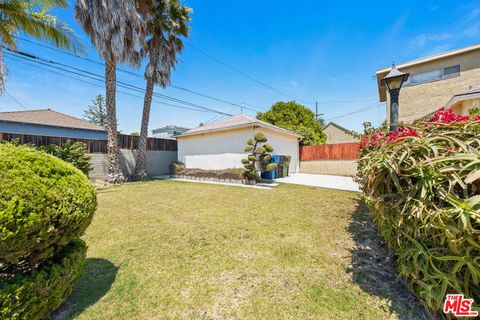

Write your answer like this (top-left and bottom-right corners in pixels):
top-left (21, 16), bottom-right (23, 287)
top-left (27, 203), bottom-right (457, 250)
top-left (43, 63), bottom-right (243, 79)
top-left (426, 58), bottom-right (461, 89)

top-left (300, 160), bottom-right (358, 177)
top-left (89, 150), bottom-right (177, 180)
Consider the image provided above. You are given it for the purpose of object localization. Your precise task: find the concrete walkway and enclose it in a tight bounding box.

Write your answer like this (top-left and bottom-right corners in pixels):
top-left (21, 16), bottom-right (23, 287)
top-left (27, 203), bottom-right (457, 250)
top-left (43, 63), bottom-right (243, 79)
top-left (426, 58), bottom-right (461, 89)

top-left (275, 173), bottom-right (360, 192)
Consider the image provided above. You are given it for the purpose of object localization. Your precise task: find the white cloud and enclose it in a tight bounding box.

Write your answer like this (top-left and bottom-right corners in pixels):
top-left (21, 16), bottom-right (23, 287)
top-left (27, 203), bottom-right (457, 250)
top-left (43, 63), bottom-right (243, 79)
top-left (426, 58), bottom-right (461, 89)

top-left (464, 23), bottom-right (480, 37)
top-left (408, 33), bottom-right (453, 49)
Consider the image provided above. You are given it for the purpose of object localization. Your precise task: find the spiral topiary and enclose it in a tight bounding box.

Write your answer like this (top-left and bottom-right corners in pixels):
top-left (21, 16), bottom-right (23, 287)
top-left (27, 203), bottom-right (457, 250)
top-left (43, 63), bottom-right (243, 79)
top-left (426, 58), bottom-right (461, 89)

top-left (241, 132), bottom-right (277, 181)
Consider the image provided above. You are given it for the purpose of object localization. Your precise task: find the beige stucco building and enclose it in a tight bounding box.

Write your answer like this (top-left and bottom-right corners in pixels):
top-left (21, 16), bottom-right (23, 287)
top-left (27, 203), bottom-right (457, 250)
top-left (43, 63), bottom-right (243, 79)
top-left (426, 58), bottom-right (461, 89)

top-left (376, 44), bottom-right (480, 123)
top-left (323, 122), bottom-right (358, 144)
top-left (176, 115), bottom-right (302, 173)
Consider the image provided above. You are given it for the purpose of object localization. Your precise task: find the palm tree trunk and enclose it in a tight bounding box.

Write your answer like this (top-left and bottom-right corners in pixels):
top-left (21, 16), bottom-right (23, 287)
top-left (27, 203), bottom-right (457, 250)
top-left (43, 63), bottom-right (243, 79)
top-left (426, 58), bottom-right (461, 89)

top-left (105, 59), bottom-right (125, 183)
top-left (0, 45), bottom-right (5, 94)
top-left (135, 77), bottom-right (154, 179)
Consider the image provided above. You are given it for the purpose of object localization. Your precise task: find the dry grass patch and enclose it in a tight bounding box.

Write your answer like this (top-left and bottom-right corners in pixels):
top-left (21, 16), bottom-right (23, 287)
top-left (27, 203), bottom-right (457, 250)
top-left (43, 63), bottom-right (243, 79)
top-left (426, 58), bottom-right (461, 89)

top-left (53, 180), bottom-right (426, 319)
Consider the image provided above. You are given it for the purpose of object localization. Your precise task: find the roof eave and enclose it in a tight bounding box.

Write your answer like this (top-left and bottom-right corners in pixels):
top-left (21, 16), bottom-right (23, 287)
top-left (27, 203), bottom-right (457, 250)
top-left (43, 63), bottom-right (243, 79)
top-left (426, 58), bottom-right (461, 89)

top-left (177, 122), bottom-right (302, 139)
top-left (375, 43), bottom-right (480, 102)
top-left (446, 92), bottom-right (480, 108)
top-left (0, 119), bottom-right (107, 133)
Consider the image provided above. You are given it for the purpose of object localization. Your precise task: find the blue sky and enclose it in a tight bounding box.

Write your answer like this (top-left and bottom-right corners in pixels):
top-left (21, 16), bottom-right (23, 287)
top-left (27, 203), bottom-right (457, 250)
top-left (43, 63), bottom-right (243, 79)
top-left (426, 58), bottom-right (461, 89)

top-left (1, 0), bottom-right (480, 133)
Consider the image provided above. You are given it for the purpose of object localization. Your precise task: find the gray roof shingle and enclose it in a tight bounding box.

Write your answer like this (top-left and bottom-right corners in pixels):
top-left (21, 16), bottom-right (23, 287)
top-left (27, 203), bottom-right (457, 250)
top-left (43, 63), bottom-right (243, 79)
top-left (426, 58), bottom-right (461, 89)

top-left (0, 109), bottom-right (106, 132)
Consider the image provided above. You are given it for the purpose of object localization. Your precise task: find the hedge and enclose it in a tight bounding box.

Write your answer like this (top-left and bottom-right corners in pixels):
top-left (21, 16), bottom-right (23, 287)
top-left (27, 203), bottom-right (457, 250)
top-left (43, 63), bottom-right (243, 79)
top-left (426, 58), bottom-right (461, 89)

top-left (0, 240), bottom-right (86, 320)
top-left (357, 110), bottom-right (480, 316)
top-left (0, 144), bottom-right (96, 271)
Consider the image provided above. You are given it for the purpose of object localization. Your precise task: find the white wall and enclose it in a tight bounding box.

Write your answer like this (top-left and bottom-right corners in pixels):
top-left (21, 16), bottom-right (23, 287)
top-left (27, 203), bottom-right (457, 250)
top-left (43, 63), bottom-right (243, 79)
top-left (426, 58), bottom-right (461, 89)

top-left (177, 127), bottom-right (300, 173)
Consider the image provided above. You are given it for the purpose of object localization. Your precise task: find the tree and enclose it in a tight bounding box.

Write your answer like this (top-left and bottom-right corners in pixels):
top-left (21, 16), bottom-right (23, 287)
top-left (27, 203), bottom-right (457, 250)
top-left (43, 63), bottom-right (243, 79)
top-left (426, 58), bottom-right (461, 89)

top-left (83, 94), bottom-right (107, 126)
top-left (242, 132), bottom-right (277, 181)
top-left (41, 141), bottom-right (92, 175)
top-left (134, 0), bottom-right (191, 179)
top-left (257, 101), bottom-right (326, 146)
top-left (75, 0), bottom-right (145, 183)
top-left (0, 0), bottom-right (84, 93)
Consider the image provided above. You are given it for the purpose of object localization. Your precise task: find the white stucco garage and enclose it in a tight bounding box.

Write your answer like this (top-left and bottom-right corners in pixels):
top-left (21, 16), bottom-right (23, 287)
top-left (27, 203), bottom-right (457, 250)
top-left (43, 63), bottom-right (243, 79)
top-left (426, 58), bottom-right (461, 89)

top-left (176, 115), bottom-right (302, 173)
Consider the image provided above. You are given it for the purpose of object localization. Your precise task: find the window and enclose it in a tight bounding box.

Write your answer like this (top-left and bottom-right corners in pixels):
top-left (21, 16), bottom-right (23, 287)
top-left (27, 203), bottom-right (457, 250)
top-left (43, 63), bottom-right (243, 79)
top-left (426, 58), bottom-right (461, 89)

top-left (404, 64), bottom-right (460, 86)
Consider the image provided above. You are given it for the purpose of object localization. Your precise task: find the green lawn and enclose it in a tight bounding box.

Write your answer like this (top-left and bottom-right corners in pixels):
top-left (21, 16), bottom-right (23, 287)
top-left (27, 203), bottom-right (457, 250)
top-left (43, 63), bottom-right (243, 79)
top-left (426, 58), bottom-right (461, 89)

top-left (53, 180), bottom-right (426, 319)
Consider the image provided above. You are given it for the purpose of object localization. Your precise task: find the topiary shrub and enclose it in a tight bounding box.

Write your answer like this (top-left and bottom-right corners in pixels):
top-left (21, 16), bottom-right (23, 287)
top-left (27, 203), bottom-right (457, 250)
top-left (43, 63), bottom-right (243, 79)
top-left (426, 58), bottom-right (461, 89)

top-left (0, 144), bottom-right (96, 271)
top-left (241, 132), bottom-right (277, 181)
top-left (357, 109), bottom-right (480, 316)
top-left (0, 240), bottom-right (87, 320)
top-left (170, 161), bottom-right (186, 175)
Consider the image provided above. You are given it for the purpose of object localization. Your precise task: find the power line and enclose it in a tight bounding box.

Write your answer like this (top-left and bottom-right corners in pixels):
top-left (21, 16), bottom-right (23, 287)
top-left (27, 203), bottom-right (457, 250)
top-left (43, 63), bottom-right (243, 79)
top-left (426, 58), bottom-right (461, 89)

top-left (5, 49), bottom-right (233, 116)
top-left (325, 102), bottom-right (383, 121)
top-left (5, 54), bottom-right (214, 114)
top-left (17, 37), bottom-right (380, 110)
top-left (16, 37), bottom-right (266, 113)
top-left (185, 41), bottom-right (316, 105)
top-left (4, 90), bottom-right (28, 110)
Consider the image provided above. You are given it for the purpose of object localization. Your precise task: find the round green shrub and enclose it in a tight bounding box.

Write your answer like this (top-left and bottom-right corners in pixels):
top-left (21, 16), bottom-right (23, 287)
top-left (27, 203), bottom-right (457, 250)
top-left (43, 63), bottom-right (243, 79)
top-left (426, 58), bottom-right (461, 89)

top-left (244, 171), bottom-right (256, 180)
top-left (0, 144), bottom-right (96, 271)
top-left (264, 163), bottom-right (277, 172)
top-left (247, 138), bottom-right (254, 146)
top-left (169, 161), bottom-right (186, 175)
top-left (248, 155), bottom-right (257, 161)
top-left (264, 143), bottom-right (273, 152)
top-left (254, 132), bottom-right (267, 143)
top-left (243, 164), bottom-right (253, 170)
top-left (241, 159), bottom-right (250, 165)
top-left (255, 147), bottom-right (266, 155)
top-left (261, 154), bottom-right (272, 162)
top-left (244, 145), bottom-right (254, 152)
top-left (0, 240), bottom-right (87, 320)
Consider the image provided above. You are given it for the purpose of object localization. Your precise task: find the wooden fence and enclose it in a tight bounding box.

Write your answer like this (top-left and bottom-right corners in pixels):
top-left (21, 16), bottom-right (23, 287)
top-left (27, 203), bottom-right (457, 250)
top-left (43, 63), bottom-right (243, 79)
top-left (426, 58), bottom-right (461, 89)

top-left (0, 132), bottom-right (177, 153)
top-left (300, 142), bottom-right (360, 161)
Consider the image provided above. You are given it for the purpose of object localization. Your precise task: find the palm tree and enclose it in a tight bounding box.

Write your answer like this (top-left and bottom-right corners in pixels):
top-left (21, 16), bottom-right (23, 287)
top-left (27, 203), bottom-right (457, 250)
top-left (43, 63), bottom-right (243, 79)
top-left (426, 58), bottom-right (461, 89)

top-left (134, 0), bottom-right (191, 179)
top-left (75, 0), bottom-right (145, 183)
top-left (0, 0), bottom-right (83, 93)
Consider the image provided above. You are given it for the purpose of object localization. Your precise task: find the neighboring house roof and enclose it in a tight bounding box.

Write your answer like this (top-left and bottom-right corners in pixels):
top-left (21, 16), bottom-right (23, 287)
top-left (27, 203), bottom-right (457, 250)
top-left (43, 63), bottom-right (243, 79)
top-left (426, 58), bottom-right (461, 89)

top-left (376, 43), bottom-right (480, 101)
top-left (323, 122), bottom-right (355, 135)
top-left (0, 109), bottom-right (106, 132)
top-left (413, 87), bottom-right (480, 121)
top-left (446, 86), bottom-right (480, 109)
top-left (177, 114), bottom-right (303, 139)
top-left (152, 125), bottom-right (190, 132)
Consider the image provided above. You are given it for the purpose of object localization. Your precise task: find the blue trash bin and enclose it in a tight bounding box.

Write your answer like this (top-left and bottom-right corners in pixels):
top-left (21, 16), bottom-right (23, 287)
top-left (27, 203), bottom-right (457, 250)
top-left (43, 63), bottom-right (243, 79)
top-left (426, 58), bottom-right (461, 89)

top-left (261, 155), bottom-right (280, 180)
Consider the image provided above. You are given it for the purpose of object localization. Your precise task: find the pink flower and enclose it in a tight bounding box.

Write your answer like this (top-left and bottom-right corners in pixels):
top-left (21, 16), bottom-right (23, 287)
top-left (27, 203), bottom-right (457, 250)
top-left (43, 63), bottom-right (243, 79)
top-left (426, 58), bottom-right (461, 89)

top-left (429, 108), bottom-right (473, 123)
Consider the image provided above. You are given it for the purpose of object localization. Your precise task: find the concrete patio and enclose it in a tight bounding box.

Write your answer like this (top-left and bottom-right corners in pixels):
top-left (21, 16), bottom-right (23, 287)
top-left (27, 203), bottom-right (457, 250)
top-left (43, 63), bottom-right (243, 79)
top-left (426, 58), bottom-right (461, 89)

top-left (275, 173), bottom-right (360, 192)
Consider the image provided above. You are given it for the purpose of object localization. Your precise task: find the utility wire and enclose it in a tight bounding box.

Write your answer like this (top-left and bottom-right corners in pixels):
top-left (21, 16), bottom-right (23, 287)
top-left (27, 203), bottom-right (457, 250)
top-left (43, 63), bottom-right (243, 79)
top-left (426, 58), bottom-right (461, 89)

top-left (4, 90), bottom-right (29, 110)
top-left (185, 41), bottom-right (316, 105)
top-left (5, 49), bottom-right (233, 116)
top-left (16, 37), bottom-right (266, 112)
top-left (325, 102), bottom-right (383, 121)
top-left (5, 54), bottom-right (214, 114)
top-left (17, 38), bottom-right (378, 108)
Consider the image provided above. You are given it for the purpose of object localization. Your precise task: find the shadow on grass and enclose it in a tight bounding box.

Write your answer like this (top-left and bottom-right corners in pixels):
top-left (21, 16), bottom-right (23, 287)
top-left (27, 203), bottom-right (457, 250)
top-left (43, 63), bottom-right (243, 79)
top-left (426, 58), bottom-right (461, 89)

top-left (347, 199), bottom-right (430, 320)
top-left (51, 258), bottom-right (118, 320)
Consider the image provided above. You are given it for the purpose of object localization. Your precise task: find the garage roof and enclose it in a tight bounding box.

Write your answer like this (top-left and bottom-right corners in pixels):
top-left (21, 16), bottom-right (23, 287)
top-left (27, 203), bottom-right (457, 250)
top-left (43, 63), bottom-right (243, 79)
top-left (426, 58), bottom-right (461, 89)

top-left (177, 114), bottom-right (303, 139)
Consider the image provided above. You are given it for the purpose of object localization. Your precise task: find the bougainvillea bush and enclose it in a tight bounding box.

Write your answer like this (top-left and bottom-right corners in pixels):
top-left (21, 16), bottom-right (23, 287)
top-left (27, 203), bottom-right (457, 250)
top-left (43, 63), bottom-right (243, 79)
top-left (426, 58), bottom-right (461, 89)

top-left (357, 108), bottom-right (480, 316)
